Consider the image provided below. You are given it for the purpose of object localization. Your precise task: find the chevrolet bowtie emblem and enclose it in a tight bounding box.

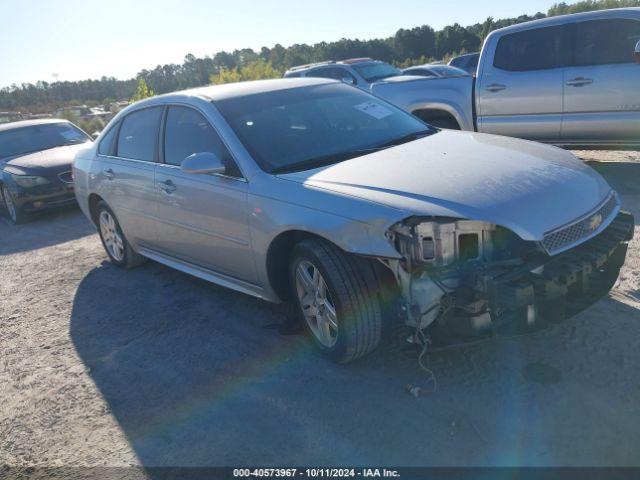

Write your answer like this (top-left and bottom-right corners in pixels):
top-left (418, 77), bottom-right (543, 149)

top-left (588, 213), bottom-right (603, 232)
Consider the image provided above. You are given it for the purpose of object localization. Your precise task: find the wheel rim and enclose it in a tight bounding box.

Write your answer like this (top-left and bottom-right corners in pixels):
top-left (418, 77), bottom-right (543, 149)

top-left (99, 210), bottom-right (125, 262)
top-left (2, 186), bottom-right (16, 222)
top-left (295, 260), bottom-right (338, 348)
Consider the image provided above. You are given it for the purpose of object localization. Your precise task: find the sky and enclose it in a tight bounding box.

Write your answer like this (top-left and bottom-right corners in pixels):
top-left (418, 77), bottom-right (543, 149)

top-left (0, 0), bottom-right (556, 88)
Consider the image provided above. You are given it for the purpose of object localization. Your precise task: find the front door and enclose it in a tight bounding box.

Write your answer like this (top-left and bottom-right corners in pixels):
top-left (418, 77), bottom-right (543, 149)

top-left (153, 105), bottom-right (256, 283)
top-left (561, 17), bottom-right (640, 145)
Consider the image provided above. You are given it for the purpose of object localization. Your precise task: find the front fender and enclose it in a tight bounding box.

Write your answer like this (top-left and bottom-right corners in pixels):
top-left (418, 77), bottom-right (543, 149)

top-left (248, 192), bottom-right (402, 300)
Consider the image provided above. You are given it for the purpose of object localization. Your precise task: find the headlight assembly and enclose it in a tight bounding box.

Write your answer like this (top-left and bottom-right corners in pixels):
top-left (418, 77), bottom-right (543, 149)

top-left (390, 218), bottom-right (497, 269)
top-left (10, 174), bottom-right (50, 188)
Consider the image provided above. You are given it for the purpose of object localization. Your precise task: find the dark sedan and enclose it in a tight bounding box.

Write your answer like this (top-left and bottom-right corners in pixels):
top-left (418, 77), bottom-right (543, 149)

top-left (0, 119), bottom-right (92, 223)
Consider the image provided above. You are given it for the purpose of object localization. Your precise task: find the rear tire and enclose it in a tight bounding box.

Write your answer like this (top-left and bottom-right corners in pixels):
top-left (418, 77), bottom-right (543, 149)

top-left (96, 201), bottom-right (146, 269)
top-left (290, 238), bottom-right (383, 363)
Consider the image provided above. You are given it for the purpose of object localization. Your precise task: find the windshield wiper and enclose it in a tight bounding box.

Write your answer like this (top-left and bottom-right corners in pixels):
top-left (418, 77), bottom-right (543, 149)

top-left (271, 152), bottom-right (362, 174)
top-left (378, 129), bottom-right (433, 148)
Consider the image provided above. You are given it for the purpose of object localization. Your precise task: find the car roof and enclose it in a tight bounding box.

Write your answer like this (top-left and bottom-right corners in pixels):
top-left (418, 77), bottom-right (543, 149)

top-left (0, 118), bottom-right (70, 132)
top-left (132, 77), bottom-right (336, 106)
top-left (489, 7), bottom-right (640, 37)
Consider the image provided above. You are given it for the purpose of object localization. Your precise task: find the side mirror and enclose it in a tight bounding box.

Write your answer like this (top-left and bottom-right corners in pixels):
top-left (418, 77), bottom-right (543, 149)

top-left (180, 152), bottom-right (226, 175)
top-left (635, 40), bottom-right (640, 64)
top-left (341, 76), bottom-right (356, 85)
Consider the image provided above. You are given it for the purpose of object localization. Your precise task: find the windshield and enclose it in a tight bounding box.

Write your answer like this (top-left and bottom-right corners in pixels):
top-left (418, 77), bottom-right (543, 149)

top-left (216, 83), bottom-right (435, 174)
top-left (352, 62), bottom-right (402, 82)
top-left (0, 122), bottom-right (91, 159)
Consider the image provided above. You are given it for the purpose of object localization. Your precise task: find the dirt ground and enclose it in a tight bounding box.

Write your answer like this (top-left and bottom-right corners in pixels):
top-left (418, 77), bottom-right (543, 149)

top-left (1, 150), bottom-right (639, 468)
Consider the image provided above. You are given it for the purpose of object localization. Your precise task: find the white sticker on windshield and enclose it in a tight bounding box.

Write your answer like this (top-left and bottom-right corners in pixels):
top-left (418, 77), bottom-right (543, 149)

top-left (354, 101), bottom-right (394, 119)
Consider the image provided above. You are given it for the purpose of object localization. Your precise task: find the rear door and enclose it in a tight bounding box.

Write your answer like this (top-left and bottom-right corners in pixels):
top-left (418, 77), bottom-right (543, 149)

top-left (477, 25), bottom-right (567, 141)
top-left (95, 107), bottom-right (162, 249)
top-left (561, 17), bottom-right (640, 145)
top-left (153, 105), bottom-right (256, 282)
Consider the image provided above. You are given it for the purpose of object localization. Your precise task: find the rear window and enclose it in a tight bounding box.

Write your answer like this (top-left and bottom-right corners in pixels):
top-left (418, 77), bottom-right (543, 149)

top-left (494, 26), bottom-right (565, 71)
top-left (351, 62), bottom-right (402, 82)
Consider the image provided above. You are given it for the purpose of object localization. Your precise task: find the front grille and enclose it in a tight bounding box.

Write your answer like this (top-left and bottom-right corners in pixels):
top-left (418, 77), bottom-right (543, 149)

top-left (542, 193), bottom-right (619, 255)
top-left (58, 170), bottom-right (73, 184)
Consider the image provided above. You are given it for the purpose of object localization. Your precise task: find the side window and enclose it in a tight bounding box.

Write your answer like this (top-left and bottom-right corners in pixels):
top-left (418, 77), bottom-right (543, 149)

top-left (308, 67), bottom-right (357, 84)
top-left (163, 106), bottom-right (241, 177)
top-left (494, 26), bottom-right (565, 71)
top-left (116, 107), bottom-right (162, 162)
top-left (97, 122), bottom-right (118, 156)
top-left (573, 19), bottom-right (640, 67)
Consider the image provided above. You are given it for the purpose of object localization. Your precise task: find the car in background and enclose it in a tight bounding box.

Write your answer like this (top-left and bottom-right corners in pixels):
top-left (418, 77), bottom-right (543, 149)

top-left (283, 58), bottom-right (473, 130)
top-left (0, 112), bottom-right (24, 124)
top-left (74, 78), bottom-right (632, 363)
top-left (0, 119), bottom-right (92, 223)
top-left (402, 64), bottom-right (469, 78)
top-left (381, 8), bottom-right (640, 148)
top-left (448, 53), bottom-right (480, 75)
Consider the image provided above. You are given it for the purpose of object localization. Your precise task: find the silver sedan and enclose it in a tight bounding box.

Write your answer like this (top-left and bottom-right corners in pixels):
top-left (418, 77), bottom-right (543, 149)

top-left (73, 78), bottom-right (633, 362)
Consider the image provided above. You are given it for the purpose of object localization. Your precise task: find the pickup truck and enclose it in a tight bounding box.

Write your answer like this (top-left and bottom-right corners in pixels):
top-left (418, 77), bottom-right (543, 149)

top-left (286, 8), bottom-right (640, 149)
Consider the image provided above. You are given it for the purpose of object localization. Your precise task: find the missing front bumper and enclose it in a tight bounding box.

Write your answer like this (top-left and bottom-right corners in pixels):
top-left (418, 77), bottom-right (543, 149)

top-left (430, 211), bottom-right (634, 343)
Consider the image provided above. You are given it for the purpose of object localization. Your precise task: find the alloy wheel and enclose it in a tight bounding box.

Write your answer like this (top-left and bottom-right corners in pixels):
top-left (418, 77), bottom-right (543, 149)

top-left (99, 210), bottom-right (125, 262)
top-left (295, 260), bottom-right (338, 347)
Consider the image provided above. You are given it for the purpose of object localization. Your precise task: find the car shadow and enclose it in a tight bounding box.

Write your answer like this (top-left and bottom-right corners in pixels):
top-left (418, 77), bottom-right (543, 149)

top-left (70, 258), bottom-right (640, 469)
top-left (0, 206), bottom-right (96, 255)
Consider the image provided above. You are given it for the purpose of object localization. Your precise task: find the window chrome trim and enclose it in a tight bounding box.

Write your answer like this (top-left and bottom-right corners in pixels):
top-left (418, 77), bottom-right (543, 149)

top-left (96, 153), bottom-right (157, 165)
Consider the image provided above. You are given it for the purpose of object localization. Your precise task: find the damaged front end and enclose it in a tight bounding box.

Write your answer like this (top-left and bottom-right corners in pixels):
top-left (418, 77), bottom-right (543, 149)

top-left (383, 210), bottom-right (634, 345)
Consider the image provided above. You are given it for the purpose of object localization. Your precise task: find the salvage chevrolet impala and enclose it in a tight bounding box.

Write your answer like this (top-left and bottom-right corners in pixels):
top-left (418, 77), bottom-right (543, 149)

top-left (73, 78), bottom-right (633, 362)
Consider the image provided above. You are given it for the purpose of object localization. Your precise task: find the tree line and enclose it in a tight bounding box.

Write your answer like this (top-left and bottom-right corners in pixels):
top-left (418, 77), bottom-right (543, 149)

top-left (1, 0), bottom-right (638, 114)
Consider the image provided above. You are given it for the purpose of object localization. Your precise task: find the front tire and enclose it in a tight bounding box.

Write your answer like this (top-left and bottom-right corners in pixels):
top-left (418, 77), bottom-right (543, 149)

top-left (1, 184), bottom-right (29, 224)
top-left (290, 238), bottom-right (383, 363)
top-left (96, 201), bottom-right (145, 269)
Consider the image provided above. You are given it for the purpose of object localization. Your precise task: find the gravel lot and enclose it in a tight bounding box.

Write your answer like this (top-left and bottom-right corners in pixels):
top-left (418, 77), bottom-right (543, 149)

top-left (1, 151), bottom-right (639, 468)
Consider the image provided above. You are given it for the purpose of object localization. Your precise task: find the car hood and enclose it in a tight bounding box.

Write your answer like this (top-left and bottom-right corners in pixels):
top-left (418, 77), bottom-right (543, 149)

top-left (1, 143), bottom-right (89, 175)
top-left (277, 130), bottom-right (613, 241)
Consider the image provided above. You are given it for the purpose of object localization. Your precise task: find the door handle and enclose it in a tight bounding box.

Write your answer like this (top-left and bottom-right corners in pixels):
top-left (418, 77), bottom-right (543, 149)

top-left (104, 168), bottom-right (115, 180)
top-left (566, 77), bottom-right (593, 87)
top-left (159, 179), bottom-right (176, 194)
top-left (485, 83), bottom-right (506, 92)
